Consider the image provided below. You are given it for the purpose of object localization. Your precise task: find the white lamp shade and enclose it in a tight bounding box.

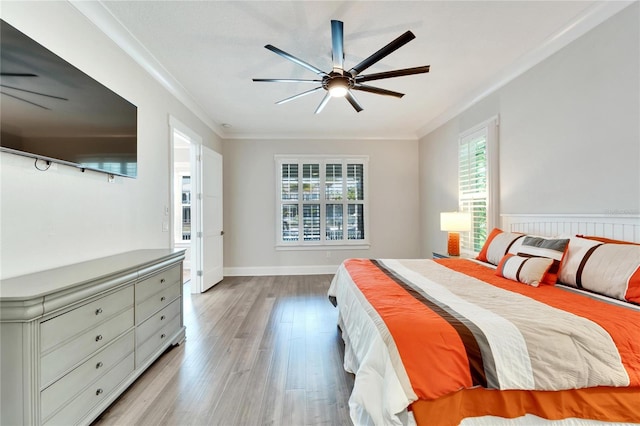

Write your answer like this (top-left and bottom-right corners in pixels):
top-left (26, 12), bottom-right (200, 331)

top-left (440, 212), bottom-right (471, 232)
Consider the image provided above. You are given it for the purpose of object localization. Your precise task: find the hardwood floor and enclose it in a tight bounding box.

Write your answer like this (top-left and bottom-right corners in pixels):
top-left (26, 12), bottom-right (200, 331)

top-left (93, 275), bottom-right (355, 425)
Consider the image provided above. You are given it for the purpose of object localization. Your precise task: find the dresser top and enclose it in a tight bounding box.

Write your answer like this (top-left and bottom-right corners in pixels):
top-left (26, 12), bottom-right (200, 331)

top-left (0, 249), bottom-right (185, 302)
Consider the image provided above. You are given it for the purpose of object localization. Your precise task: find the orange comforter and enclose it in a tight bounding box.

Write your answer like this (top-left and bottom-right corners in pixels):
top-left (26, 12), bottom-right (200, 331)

top-left (333, 258), bottom-right (640, 424)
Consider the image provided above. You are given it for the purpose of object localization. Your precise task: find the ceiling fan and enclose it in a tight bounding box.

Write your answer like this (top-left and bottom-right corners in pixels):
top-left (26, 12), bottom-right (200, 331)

top-left (253, 20), bottom-right (430, 114)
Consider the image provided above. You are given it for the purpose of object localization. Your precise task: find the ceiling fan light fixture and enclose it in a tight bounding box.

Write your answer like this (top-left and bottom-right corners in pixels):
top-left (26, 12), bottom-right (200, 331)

top-left (254, 20), bottom-right (430, 112)
top-left (327, 78), bottom-right (349, 98)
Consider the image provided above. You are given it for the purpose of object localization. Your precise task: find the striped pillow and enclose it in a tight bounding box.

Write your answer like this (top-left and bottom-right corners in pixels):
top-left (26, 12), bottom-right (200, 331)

top-left (560, 237), bottom-right (640, 304)
top-left (558, 236), bottom-right (602, 286)
top-left (476, 228), bottom-right (526, 266)
top-left (517, 236), bottom-right (570, 285)
top-left (496, 254), bottom-right (554, 287)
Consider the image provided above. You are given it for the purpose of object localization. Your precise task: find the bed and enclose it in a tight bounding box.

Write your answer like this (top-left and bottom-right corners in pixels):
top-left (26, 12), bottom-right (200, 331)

top-left (328, 214), bottom-right (640, 425)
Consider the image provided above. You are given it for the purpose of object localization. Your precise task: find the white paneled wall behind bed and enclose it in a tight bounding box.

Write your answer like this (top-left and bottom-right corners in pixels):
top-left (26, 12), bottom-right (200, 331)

top-left (501, 214), bottom-right (640, 244)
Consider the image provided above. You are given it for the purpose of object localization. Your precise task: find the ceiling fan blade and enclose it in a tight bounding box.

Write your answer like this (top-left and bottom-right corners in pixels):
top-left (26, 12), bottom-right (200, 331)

top-left (0, 72), bottom-right (37, 77)
top-left (0, 83), bottom-right (68, 100)
top-left (314, 92), bottom-right (332, 114)
top-left (275, 86), bottom-right (323, 105)
top-left (352, 84), bottom-right (404, 98)
top-left (253, 78), bottom-right (323, 84)
top-left (349, 30), bottom-right (416, 76)
top-left (355, 65), bottom-right (430, 83)
top-left (1, 90), bottom-right (50, 109)
top-left (331, 20), bottom-right (344, 71)
top-left (345, 91), bottom-right (363, 112)
top-left (265, 44), bottom-right (328, 77)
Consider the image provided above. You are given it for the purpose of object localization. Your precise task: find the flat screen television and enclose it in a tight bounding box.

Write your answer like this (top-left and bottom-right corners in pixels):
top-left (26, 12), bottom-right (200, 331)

top-left (0, 19), bottom-right (138, 178)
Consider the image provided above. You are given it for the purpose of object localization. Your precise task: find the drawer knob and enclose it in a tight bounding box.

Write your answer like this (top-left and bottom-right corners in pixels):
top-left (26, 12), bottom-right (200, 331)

top-left (161, 333), bottom-right (166, 339)
top-left (95, 308), bottom-right (103, 315)
top-left (96, 388), bottom-right (104, 396)
top-left (160, 315), bottom-right (166, 321)
top-left (160, 296), bottom-right (166, 302)
top-left (96, 361), bottom-right (104, 369)
top-left (160, 278), bottom-right (166, 284)
top-left (95, 335), bottom-right (103, 342)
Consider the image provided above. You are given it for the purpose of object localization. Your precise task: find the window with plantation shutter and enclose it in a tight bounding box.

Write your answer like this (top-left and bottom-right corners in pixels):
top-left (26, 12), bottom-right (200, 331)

top-left (276, 155), bottom-right (369, 248)
top-left (458, 117), bottom-right (499, 254)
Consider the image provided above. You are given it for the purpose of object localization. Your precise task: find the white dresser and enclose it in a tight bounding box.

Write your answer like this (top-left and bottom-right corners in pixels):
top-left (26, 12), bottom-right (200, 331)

top-left (0, 249), bottom-right (186, 426)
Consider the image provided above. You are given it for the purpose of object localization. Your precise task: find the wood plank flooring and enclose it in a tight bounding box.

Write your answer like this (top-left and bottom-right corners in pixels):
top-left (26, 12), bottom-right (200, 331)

top-left (93, 275), bottom-right (354, 426)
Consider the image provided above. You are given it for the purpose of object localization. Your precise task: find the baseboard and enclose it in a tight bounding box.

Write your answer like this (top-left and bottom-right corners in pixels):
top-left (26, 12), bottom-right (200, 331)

top-left (223, 264), bottom-right (339, 277)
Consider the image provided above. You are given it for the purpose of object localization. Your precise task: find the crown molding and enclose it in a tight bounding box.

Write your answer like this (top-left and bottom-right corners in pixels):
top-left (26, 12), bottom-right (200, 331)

top-left (417, 0), bottom-right (636, 138)
top-left (69, 0), bottom-right (224, 138)
top-left (70, 0), bottom-right (635, 142)
top-left (222, 131), bottom-right (419, 141)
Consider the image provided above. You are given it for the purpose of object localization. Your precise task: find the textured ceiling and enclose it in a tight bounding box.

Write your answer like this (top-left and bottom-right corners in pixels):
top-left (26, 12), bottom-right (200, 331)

top-left (96, 1), bottom-right (611, 140)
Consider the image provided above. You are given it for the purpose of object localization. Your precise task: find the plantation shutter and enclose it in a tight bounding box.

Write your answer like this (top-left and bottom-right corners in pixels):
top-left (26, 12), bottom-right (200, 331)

top-left (346, 163), bottom-right (365, 239)
top-left (276, 156), bottom-right (369, 247)
top-left (459, 118), bottom-right (498, 253)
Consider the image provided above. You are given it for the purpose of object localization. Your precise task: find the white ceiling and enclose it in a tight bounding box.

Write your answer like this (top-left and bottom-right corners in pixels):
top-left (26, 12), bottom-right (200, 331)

top-left (82, 1), bottom-right (628, 140)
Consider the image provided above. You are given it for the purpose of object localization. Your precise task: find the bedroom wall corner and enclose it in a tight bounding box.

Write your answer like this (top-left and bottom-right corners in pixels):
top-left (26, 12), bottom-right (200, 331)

top-left (418, 3), bottom-right (639, 257)
top-left (222, 138), bottom-right (420, 275)
top-left (418, 95), bottom-right (500, 258)
top-left (0, 2), bottom-right (220, 279)
top-left (499, 1), bottom-right (640, 215)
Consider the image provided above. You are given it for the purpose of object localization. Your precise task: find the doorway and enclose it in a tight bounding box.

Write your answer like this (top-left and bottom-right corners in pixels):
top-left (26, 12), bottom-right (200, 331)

top-left (170, 117), bottom-right (224, 293)
top-left (172, 132), bottom-right (192, 284)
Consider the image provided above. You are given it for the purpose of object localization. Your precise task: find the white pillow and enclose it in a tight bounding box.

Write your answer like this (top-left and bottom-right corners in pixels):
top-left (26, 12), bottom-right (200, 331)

top-left (496, 254), bottom-right (553, 287)
top-left (558, 236), bottom-right (601, 286)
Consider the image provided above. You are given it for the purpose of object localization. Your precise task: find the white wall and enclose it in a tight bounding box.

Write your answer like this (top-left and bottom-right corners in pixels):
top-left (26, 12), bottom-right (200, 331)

top-left (223, 138), bottom-right (421, 275)
top-left (0, 2), bottom-right (221, 279)
top-left (4, 2), bottom-right (635, 279)
top-left (419, 3), bottom-right (640, 258)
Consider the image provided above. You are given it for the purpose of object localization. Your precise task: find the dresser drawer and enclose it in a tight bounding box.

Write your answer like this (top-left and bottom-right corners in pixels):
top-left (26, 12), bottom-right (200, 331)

top-left (135, 265), bottom-right (181, 304)
top-left (136, 298), bottom-right (181, 345)
top-left (41, 330), bottom-right (134, 421)
top-left (41, 286), bottom-right (133, 354)
top-left (42, 352), bottom-right (134, 426)
top-left (135, 282), bottom-right (180, 324)
top-left (41, 307), bottom-right (134, 387)
top-left (136, 315), bottom-right (181, 368)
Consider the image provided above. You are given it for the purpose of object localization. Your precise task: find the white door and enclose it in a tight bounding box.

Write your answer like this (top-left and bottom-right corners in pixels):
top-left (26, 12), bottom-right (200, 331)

top-left (193, 145), bottom-right (224, 293)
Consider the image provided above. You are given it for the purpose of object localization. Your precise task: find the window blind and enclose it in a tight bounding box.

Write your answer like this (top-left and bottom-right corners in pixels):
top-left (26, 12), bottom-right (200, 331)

top-left (276, 156), bottom-right (368, 247)
top-left (459, 119), bottom-right (498, 253)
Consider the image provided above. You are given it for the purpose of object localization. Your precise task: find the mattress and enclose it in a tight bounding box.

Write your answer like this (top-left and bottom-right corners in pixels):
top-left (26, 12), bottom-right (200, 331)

top-left (328, 258), bottom-right (640, 425)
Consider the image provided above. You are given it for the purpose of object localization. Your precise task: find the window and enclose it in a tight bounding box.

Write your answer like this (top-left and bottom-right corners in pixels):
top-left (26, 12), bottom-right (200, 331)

top-left (277, 156), bottom-right (369, 247)
top-left (458, 117), bottom-right (499, 253)
top-left (181, 176), bottom-right (191, 241)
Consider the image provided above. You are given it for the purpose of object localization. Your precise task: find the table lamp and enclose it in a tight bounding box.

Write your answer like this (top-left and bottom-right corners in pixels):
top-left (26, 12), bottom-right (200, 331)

top-left (440, 212), bottom-right (471, 256)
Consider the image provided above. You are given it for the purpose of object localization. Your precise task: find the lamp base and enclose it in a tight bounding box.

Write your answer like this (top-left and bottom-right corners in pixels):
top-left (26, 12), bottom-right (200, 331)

top-left (447, 232), bottom-right (460, 256)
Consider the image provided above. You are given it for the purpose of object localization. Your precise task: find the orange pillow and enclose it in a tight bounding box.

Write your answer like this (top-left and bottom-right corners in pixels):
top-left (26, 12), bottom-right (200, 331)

top-left (476, 228), bottom-right (502, 262)
top-left (576, 235), bottom-right (640, 246)
top-left (476, 228), bottom-right (526, 265)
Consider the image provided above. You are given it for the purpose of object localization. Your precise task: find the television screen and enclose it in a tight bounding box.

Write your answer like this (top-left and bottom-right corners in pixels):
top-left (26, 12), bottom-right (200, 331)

top-left (0, 19), bottom-right (138, 178)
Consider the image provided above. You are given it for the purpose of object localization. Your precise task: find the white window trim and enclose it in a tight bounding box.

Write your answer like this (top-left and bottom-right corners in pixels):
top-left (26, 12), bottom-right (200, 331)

top-left (275, 155), bottom-right (370, 250)
top-left (458, 116), bottom-right (499, 254)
